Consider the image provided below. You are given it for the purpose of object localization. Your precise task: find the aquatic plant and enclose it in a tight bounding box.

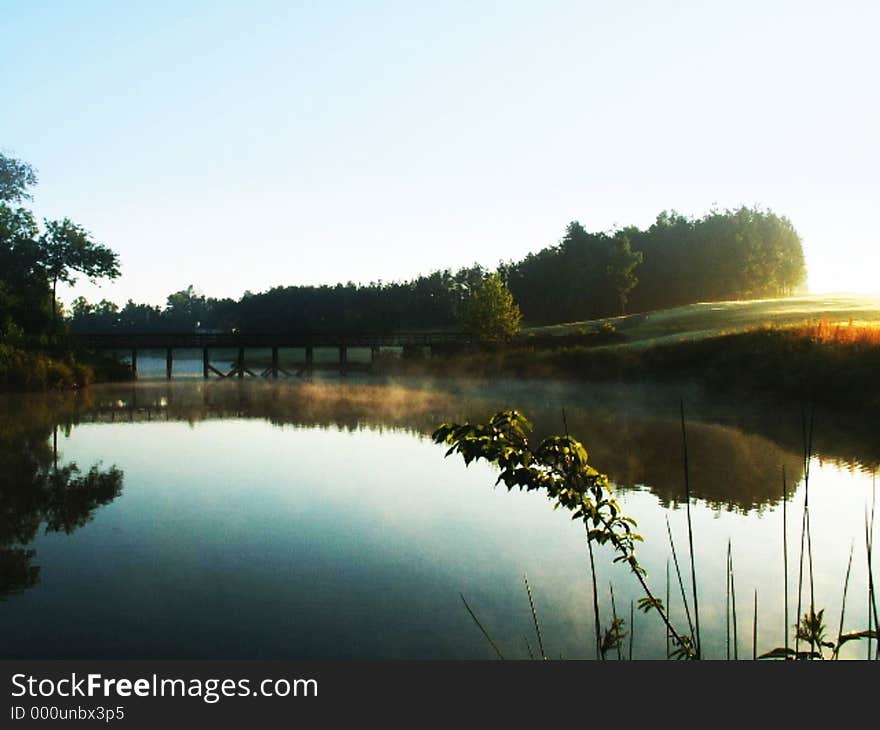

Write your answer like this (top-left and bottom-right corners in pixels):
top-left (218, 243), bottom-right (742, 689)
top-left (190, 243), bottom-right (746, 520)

top-left (432, 409), bottom-right (694, 658)
top-left (435, 408), bottom-right (878, 660)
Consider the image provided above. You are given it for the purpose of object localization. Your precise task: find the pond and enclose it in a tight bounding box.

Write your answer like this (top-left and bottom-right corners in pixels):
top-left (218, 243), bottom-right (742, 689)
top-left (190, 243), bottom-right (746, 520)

top-left (1, 373), bottom-right (876, 659)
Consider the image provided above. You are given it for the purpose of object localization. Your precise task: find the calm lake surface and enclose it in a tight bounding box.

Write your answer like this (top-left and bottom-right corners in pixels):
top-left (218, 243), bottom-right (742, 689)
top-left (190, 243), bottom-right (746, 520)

top-left (1, 369), bottom-right (877, 659)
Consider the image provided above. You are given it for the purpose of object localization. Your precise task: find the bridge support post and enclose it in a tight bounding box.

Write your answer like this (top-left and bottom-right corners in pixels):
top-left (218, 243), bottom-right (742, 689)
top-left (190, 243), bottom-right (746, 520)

top-left (271, 346), bottom-right (279, 378)
top-left (305, 345), bottom-right (313, 376)
top-left (166, 348), bottom-right (173, 379)
top-left (339, 346), bottom-right (347, 376)
top-left (237, 347), bottom-right (245, 379)
top-left (203, 348), bottom-right (209, 379)
top-left (131, 348), bottom-right (138, 378)
top-left (370, 346), bottom-right (379, 372)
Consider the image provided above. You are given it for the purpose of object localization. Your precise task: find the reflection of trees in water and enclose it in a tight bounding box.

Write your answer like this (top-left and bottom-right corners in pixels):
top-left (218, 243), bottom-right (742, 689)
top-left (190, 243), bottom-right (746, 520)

top-left (0, 548), bottom-right (39, 597)
top-left (0, 413), bottom-right (123, 600)
top-left (6, 379), bottom-right (876, 519)
top-left (45, 382), bottom-right (815, 511)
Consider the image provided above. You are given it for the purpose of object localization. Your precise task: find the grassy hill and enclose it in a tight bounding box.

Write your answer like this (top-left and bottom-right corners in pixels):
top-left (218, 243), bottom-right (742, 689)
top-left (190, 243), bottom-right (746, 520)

top-left (383, 294), bottom-right (880, 411)
top-left (525, 294), bottom-right (880, 349)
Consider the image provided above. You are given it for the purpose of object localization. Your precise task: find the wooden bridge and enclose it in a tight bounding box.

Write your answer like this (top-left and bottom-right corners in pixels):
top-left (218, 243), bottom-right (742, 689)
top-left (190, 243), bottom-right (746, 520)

top-left (76, 331), bottom-right (471, 378)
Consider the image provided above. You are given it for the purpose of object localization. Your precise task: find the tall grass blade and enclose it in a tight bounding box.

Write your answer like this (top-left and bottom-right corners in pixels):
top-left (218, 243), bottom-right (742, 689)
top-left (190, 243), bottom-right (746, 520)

top-left (752, 589), bottom-right (758, 660)
top-left (609, 583), bottom-right (622, 661)
top-left (869, 475), bottom-right (878, 660)
top-left (460, 593), bottom-right (505, 660)
top-left (804, 403), bottom-right (816, 655)
top-left (726, 542), bottom-right (731, 660)
top-left (523, 574), bottom-right (546, 660)
top-left (730, 541), bottom-right (738, 660)
top-left (666, 559), bottom-right (671, 659)
top-left (629, 600), bottom-right (634, 661)
top-left (523, 635), bottom-right (535, 661)
top-left (834, 542), bottom-right (854, 660)
top-left (679, 399), bottom-right (701, 658)
top-left (665, 516), bottom-right (695, 645)
top-left (586, 536), bottom-right (602, 660)
top-left (783, 466), bottom-right (789, 658)
top-left (567, 408), bottom-right (602, 662)
top-left (795, 404), bottom-right (815, 658)
top-left (866, 497), bottom-right (878, 660)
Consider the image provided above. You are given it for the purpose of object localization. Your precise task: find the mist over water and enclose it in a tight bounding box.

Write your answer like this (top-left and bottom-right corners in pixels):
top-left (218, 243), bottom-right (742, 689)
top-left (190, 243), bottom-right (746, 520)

top-left (0, 376), bottom-right (875, 659)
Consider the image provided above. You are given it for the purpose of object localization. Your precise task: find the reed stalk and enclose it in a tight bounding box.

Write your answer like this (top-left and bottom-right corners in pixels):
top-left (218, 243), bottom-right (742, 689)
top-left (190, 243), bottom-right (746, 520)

top-left (586, 535), bottom-right (602, 660)
top-left (729, 541), bottom-right (738, 660)
top-left (666, 559), bottom-right (671, 659)
top-left (609, 583), bottom-right (622, 660)
top-left (833, 542), bottom-right (853, 660)
top-left (783, 466), bottom-right (789, 657)
top-left (460, 593), bottom-right (504, 660)
top-left (524, 574), bottom-right (546, 660)
top-left (679, 399), bottom-right (701, 658)
top-left (666, 516), bottom-right (696, 647)
top-left (629, 599), bottom-right (634, 661)
top-left (752, 590), bottom-right (758, 660)
top-left (726, 544), bottom-right (731, 660)
top-left (523, 635), bottom-right (535, 660)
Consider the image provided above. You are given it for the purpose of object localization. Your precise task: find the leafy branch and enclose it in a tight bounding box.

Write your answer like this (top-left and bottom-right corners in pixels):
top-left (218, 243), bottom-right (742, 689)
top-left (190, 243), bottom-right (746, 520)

top-left (432, 409), bottom-right (695, 659)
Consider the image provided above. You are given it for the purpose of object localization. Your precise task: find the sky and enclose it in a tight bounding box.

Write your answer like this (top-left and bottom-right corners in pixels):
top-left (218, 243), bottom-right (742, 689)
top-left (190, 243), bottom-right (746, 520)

top-left (2, 0), bottom-right (878, 307)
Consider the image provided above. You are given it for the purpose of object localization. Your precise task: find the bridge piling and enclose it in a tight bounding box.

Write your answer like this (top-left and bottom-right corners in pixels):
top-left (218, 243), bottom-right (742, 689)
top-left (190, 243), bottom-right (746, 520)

top-left (237, 347), bottom-right (245, 379)
top-left (305, 345), bottom-right (314, 376)
top-left (203, 348), bottom-right (210, 379)
top-left (131, 348), bottom-right (138, 377)
top-left (166, 348), bottom-right (173, 379)
top-left (339, 346), bottom-right (347, 376)
top-left (271, 346), bottom-right (279, 378)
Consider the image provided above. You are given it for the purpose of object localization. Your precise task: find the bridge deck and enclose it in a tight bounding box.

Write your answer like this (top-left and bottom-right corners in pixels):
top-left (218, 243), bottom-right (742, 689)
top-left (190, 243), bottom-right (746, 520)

top-left (76, 331), bottom-right (470, 349)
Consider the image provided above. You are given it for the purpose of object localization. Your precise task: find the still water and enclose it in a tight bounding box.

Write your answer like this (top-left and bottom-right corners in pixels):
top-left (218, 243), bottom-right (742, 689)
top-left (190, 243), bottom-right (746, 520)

top-left (1, 371), bottom-right (876, 659)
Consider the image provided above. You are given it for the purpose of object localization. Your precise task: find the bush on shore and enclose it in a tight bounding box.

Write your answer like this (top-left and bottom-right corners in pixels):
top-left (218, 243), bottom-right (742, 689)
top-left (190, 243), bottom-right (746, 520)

top-left (0, 343), bottom-right (133, 393)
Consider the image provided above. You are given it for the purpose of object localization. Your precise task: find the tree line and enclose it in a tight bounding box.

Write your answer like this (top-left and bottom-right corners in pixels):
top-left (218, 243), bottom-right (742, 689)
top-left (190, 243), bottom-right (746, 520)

top-left (2, 152), bottom-right (806, 338)
top-left (501, 209), bottom-right (805, 325)
top-left (68, 207), bottom-right (804, 334)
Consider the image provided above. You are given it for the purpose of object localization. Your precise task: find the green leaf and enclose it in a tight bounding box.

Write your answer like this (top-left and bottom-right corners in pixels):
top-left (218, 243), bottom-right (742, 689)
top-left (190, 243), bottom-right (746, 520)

top-left (837, 629), bottom-right (880, 648)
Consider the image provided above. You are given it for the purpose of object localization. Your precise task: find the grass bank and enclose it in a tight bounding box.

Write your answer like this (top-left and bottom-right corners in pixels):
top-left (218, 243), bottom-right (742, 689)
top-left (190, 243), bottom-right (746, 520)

top-left (378, 320), bottom-right (880, 411)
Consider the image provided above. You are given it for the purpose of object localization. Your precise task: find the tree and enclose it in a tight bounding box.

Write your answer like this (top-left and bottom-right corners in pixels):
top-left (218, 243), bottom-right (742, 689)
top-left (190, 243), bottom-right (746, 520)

top-left (37, 218), bottom-right (120, 330)
top-left (461, 272), bottom-right (522, 343)
top-left (0, 153), bottom-right (37, 203)
top-left (0, 203), bottom-right (48, 335)
top-left (606, 233), bottom-right (643, 315)
top-left (165, 285), bottom-right (209, 330)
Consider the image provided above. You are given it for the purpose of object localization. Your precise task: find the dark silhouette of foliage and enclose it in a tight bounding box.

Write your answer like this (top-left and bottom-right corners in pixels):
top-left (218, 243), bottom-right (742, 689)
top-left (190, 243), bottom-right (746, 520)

top-left (0, 153), bottom-right (120, 340)
top-left (67, 206), bottom-right (805, 336)
top-left (0, 416), bottom-right (123, 599)
top-left (0, 153), bottom-right (37, 203)
top-left (38, 218), bottom-right (120, 330)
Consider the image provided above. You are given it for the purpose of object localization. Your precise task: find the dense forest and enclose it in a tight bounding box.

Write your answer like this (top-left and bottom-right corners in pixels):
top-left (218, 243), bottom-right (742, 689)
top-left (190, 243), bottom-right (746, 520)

top-left (66, 206), bottom-right (806, 334)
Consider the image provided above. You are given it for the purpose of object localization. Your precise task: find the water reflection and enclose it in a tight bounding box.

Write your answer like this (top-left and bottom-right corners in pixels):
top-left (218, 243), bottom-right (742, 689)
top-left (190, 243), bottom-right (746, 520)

top-left (0, 407), bottom-right (123, 599)
top-left (0, 379), bottom-right (875, 659)
top-left (18, 378), bottom-right (877, 513)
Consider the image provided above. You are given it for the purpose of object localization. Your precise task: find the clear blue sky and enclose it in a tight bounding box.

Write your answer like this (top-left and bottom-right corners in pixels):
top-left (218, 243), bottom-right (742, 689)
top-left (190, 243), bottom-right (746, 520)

top-left (2, 0), bottom-right (878, 306)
